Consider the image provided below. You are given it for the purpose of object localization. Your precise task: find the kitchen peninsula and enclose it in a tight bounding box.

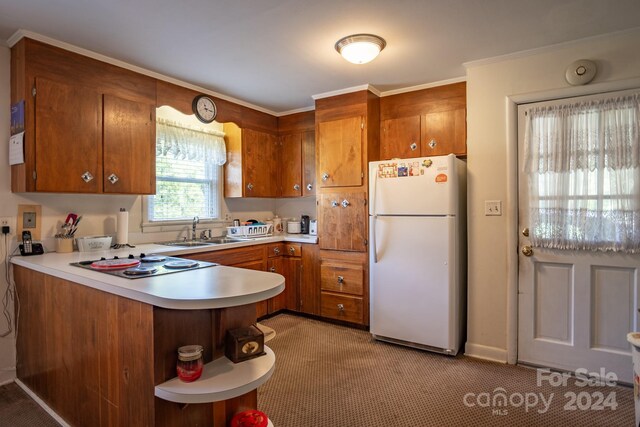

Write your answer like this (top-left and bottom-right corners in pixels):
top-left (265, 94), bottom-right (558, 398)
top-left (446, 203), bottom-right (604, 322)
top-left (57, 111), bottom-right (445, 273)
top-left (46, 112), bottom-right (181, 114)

top-left (11, 243), bottom-right (285, 426)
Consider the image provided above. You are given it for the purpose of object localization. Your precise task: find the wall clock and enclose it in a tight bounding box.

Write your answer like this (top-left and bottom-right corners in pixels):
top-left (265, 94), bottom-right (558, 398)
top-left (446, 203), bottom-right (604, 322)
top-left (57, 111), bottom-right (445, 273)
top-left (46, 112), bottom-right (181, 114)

top-left (192, 95), bottom-right (217, 123)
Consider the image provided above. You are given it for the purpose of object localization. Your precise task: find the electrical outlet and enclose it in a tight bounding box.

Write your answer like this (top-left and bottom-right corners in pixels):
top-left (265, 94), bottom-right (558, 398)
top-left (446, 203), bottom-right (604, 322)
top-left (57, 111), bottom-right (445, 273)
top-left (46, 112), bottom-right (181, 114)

top-left (484, 200), bottom-right (502, 216)
top-left (224, 212), bottom-right (232, 221)
top-left (0, 217), bottom-right (16, 235)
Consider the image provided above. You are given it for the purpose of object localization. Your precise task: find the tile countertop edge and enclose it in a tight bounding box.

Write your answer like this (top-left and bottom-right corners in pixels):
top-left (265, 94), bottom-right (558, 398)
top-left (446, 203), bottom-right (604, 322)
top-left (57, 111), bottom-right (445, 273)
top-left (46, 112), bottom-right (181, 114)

top-left (10, 246), bottom-right (286, 310)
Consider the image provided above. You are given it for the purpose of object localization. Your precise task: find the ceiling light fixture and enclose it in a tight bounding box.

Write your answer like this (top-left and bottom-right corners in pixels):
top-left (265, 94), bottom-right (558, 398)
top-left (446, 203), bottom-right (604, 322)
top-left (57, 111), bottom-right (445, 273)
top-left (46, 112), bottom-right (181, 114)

top-left (335, 34), bottom-right (386, 64)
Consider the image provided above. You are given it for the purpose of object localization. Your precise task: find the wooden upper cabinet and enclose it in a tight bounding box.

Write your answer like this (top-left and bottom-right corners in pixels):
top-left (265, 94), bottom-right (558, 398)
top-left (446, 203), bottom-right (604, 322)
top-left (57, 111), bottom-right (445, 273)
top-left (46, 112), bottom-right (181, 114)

top-left (380, 115), bottom-right (421, 160)
top-left (421, 107), bottom-right (466, 157)
top-left (103, 95), bottom-right (156, 194)
top-left (224, 123), bottom-right (278, 198)
top-left (302, 131), bottom-right (316, 196)
top-left (317, 116), bottom-right (363, 188)
top-left (279, 133), bottom-right (302, 197)
top-left (243, 129), bottom-right (277, 197)
top-left (318, 191), bottom-right (367, 252)
top-left (34, 78), bottom-right (102, 193)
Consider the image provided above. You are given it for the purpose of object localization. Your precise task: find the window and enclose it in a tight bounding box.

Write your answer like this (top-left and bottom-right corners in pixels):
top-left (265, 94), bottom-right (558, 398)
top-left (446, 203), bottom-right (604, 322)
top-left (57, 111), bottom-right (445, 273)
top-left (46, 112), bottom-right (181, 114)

top-left (523, 93), bottom-right (640, 253)
top-left (147, 117), bottom-right (226, 223)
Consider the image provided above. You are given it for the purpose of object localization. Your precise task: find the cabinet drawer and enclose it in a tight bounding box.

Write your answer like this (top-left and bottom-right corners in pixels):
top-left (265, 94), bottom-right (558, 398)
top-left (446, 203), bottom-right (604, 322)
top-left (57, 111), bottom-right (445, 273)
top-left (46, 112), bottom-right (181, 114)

top-left (320, 262), bottom-right (363, 295)
top-left (185, 245), bottom-right (265, 266)
top-left (320, 292), bottom-right (363, 324)
top-left (284, 243), bottom-right (301, 257)
top-left (267, 243), bottom-right (285, 258)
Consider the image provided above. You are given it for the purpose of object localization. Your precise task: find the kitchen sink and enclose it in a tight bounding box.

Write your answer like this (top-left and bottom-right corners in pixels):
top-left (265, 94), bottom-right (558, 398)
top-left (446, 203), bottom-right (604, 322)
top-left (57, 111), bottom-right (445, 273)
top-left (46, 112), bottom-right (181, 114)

top-left (207, 237), bottom-right (242, 244)
top-left (159, 240), bottom-right (216, 247)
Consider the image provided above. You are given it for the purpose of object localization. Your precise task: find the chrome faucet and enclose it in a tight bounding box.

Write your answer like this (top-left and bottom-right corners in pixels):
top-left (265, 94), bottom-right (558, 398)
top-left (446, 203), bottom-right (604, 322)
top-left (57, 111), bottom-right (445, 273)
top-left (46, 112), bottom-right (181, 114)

top-left (192, 216), bottom-right (199, 240)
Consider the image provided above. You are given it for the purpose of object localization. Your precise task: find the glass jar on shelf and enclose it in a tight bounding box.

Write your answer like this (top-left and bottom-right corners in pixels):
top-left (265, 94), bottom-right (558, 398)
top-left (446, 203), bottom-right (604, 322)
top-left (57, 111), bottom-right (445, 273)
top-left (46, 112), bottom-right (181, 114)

top-left (176, 345), bottom-right (204, 382)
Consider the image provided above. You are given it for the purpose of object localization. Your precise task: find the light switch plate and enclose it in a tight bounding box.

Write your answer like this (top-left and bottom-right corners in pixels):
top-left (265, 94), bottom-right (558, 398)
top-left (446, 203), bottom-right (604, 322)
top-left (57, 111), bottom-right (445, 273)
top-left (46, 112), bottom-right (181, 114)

top-left (17, 204), bottom-right (42, 240)
top-left (485, 200), bottom-right (502, 216)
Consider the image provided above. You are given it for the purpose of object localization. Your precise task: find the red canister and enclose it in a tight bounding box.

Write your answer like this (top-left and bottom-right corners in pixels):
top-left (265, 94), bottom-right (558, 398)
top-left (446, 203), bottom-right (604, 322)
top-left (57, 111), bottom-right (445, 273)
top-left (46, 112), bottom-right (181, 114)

top-left (229, 410), bottom-right (269, 427)
top-left (176, 345), bottom-right (203, 382)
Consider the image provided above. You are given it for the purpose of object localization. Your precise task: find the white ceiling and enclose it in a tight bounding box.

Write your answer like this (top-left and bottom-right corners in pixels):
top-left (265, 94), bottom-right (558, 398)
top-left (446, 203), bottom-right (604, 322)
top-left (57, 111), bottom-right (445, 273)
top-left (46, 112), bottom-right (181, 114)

top-left (1, 0), bottom-right (639, 114)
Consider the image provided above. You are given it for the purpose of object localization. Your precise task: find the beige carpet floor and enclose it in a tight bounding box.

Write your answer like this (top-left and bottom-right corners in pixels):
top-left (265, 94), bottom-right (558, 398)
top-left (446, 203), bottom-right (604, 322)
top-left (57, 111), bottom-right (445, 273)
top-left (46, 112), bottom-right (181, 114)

top-left (0, 382), bottom-right (60, 426)
top-left (258, 314), bottom-right (635, 427)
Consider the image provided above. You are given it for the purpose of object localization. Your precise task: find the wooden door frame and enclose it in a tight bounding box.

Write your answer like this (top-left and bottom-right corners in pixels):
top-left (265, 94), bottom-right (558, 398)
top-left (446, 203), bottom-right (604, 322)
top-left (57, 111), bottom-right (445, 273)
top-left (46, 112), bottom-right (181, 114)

top-left (504, 76), bottom-right (640, 364)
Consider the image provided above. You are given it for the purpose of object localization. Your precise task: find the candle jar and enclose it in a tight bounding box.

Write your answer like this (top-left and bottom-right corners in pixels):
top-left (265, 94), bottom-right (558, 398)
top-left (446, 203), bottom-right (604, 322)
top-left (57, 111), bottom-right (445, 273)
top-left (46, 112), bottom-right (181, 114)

top-left (176, 345), bottom-right (204, 382)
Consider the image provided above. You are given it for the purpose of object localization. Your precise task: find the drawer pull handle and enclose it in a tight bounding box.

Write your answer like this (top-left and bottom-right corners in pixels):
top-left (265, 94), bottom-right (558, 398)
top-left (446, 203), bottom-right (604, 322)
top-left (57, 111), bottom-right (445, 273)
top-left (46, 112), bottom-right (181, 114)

top-left (337, 276), bottom-right (344, 284)
top-left (337, 304), bottom-right (344, 312)
top-left (289, 246), bottom-right (295, 255)
top-left (270, 267), bottom-right (276, 272)
top-left (273, 247), bottom-right (280, 255)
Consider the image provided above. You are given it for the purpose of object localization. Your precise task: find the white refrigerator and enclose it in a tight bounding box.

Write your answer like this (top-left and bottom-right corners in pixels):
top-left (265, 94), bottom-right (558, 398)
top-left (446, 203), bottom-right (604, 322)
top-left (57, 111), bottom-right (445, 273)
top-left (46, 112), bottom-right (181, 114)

top-left (369, 154), bottom-right (466, 355)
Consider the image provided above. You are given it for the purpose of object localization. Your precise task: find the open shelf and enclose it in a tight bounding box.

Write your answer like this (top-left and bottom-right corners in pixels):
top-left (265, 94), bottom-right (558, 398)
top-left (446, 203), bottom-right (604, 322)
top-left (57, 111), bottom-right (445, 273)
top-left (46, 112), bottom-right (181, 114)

top-left (155, 346), bottom-right (275, 404)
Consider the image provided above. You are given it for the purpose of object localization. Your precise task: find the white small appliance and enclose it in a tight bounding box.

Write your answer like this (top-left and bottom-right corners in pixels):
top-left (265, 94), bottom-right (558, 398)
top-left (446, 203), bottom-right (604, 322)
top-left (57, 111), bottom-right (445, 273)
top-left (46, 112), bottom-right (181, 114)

top-left (309, 219), bottom-right (317, 235)
top-left (369, 154), bottom-right (466, 355)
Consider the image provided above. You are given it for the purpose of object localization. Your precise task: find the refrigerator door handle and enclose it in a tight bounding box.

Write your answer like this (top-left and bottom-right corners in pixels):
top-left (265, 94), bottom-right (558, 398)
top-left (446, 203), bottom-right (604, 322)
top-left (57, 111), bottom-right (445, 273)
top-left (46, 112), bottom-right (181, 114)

top-left (372, 215), bottom-right (378, 263)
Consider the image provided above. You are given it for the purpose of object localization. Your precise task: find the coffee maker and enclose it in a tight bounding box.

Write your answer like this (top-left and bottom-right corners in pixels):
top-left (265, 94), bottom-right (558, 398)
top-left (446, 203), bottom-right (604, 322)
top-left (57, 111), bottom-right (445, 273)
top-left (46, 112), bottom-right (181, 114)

top-left (301, 215), bottom-right (310, 234)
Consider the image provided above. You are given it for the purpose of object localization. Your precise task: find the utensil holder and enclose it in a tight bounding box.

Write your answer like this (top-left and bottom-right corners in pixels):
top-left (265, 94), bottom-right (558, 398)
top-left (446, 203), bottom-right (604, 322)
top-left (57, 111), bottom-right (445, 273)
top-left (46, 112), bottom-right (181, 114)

top-left (55, 238), bottom-right (74, 253)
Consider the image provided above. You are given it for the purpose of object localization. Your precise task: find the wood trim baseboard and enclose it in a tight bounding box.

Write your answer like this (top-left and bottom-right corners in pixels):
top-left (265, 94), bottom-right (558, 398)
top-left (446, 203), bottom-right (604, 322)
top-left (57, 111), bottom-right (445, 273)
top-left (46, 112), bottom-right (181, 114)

top-left (464, 342), bottom-right (508, 363)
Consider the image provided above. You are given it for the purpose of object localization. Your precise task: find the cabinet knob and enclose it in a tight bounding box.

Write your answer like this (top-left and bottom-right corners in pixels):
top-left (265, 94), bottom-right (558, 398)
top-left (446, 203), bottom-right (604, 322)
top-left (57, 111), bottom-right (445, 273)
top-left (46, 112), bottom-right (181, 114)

top-left (337, 304), bottom-right (345, 312)
top-left (428, 139), bottom-right (437, 149)
top-left (337, 275), bottom-right (344, 284)
top-left (410, 142), bottom-right (418, 151)
top-left (293, 184), bottom-right (300, 191)
top-left (247, 183), bottom-right (254, 191)
top-left (331, 200), bottom-right (339, 208)
top-left (288, 246), bottom-right (295, 255)
top-left (306, 183), bottom-right (313, 191)
top-left (269, 266), bottom-right (276, 272)
top-left (322, 172), bottom-right (330, 181)
top-left (341, 199), bottom-right (350, 208)
top-left (107, 173), bottom-right (119, 184)
top-left (274, 247), bottom-right (280, 255)
top-left (81, 171), bottom-right (94, 183)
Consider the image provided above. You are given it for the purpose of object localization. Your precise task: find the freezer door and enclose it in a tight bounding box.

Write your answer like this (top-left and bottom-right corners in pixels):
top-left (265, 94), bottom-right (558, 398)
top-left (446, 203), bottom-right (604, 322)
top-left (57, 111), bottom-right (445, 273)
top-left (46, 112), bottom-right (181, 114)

top-left (369, 215), bottom-right (458, 351)
top-left (369, 154), bottom-right (460, 216)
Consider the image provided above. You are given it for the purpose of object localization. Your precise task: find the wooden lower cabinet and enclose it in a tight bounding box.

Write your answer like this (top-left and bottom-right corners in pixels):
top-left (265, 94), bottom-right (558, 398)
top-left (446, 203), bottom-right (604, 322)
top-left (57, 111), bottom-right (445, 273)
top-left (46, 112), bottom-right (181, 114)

top-left (184, 242), bottom-right (320, 319)
top-left (319, 250), bottom-right (368, 326)
top-left (13, 266), bottom-right (257, 427)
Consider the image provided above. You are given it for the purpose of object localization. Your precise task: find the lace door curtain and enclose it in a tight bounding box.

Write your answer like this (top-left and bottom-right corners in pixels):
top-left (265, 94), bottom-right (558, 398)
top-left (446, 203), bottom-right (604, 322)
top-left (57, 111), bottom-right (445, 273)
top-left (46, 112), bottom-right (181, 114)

top-left (523, 94), bottom-right (640, 253)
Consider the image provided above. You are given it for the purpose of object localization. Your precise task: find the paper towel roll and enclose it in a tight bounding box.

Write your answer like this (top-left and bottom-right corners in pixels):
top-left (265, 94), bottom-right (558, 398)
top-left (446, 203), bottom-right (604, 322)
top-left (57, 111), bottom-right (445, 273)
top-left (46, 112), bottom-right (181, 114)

top-left (116, 208), bottom-right (129, 245)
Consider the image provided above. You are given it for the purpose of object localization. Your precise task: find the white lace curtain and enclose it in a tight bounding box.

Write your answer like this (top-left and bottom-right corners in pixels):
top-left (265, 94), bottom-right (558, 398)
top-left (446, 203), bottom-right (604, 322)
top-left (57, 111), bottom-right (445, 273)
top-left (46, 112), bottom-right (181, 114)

top-left (156, 118), bottom-right (227, 165)
top-left (523, 93), bottom-right (640, 253)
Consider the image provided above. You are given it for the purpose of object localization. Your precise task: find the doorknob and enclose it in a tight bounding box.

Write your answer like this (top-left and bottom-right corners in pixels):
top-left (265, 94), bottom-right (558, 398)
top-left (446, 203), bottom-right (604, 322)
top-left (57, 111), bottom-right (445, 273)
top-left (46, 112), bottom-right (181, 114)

top-left (522, 227), bottom-right (529, 237)
top-left (521, 245), bottom-right (533, 257)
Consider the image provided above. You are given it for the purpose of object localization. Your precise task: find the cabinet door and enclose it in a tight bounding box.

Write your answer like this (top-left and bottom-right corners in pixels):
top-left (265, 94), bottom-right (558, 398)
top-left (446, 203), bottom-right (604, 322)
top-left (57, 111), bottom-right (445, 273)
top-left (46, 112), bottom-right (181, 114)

top-left (318, 192), bottom-right (367, 252)
top-left (268, 257), bottom-right (286, 312)
top-left (35, 77), bottom-right (102, 193)
top-left (279, 133), bottom-right (302, 197)
top-left (299, 244), bottom-right (319, 315)
top-left (421, 108), bottom-right (466, 156)
top-left (103, 95), bottom-right (155, 194)
top-left (284, 257), bottom-right (301, 311)
top-left (302, 131), bottom-right (316, 196)
top-left (380, 116), bottom-right (421, 160)
top-left (243, 129), bottom-right (277, 197)
top-left (317, 116), bottom-right (363, 187)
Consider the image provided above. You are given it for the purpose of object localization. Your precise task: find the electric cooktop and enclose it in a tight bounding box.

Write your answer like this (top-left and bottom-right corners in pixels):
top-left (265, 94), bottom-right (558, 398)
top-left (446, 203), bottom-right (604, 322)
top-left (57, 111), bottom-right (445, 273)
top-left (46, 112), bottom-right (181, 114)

top-left (70, 253), bottom-right (217, 279)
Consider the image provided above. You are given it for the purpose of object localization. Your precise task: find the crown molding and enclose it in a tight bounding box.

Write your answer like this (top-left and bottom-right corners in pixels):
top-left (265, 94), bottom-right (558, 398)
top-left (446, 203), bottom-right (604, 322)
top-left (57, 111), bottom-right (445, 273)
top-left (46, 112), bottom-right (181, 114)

top-left (312, 84), bottom-right (382, 100)
top-left (379, 76), bottom-right (466, 97)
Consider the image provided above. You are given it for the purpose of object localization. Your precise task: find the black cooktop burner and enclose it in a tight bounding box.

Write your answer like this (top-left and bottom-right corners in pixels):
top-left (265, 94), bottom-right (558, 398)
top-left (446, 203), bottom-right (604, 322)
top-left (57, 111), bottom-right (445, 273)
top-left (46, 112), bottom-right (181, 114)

top-left (70, 254), bottom-right (217, 279)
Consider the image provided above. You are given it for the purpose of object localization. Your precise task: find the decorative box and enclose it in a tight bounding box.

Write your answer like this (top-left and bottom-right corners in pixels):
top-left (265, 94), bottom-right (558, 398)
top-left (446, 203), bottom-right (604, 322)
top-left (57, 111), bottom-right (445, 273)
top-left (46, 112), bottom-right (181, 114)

top-left (76, 235), bottom-right (112, 252)
top-left (225, 325), bottom-right (265, 363)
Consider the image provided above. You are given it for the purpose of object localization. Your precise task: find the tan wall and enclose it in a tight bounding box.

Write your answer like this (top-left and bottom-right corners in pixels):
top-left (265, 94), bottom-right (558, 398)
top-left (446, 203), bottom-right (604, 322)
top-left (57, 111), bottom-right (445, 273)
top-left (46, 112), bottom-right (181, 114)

top-left (464, 28), bottom-right (640, 361)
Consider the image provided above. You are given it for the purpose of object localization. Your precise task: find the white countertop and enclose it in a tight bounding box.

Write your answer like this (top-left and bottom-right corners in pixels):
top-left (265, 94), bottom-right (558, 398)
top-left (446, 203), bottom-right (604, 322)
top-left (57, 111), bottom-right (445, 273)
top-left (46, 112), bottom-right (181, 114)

top-left (11, 234), bottom-right (317, 309)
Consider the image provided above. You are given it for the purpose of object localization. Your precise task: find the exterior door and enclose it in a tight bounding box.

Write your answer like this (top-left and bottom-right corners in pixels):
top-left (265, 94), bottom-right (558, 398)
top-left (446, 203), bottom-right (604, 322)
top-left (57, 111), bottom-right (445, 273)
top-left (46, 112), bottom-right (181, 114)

top-left (517, 93), bottom-right (640, 383)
